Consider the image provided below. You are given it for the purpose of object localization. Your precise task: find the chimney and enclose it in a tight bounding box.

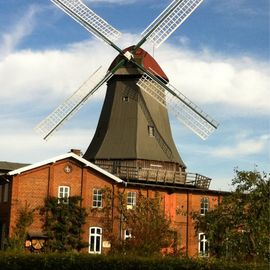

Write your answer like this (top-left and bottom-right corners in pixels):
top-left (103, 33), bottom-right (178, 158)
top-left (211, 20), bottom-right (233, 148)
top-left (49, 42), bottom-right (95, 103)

top-left (69, 149), bottom-right (82, 156)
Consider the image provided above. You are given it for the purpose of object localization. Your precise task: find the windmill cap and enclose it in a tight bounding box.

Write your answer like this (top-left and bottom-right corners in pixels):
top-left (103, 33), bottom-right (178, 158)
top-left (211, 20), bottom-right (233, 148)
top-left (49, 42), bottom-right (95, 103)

top-left (108, 46), bottom-right (169, 82)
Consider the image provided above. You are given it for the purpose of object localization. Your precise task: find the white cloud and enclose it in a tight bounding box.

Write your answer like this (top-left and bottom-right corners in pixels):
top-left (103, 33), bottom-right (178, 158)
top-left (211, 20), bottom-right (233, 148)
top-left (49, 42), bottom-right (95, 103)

top-left (178, 36), bottom-right (190, 47)
top-left (0, 32), bottom-right (269, 162)
top-left (208, 0), bottom-right (267, 17)
top-left (155, 44), bottom-right (270, 116)
top-left (0, 125), bottom-right (94, 163)
top-left (0, 36), bottom-right (269, 120)
top-left (0, 5), bottom-right (41, 59)
top-left (210, 134), bottom-right (269, 159)
top-left (0, 40), bottom-right (115, 106)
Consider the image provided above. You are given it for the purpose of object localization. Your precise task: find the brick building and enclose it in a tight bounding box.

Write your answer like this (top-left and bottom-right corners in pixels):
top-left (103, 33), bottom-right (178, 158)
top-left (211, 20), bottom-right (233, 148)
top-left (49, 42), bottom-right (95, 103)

top-left (0, 151), bottom-right (227, 256)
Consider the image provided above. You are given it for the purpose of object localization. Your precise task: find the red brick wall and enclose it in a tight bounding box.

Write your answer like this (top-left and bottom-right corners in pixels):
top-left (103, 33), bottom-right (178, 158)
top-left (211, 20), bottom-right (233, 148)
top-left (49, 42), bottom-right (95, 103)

top-left (6, 157), bottom-right (222, 256)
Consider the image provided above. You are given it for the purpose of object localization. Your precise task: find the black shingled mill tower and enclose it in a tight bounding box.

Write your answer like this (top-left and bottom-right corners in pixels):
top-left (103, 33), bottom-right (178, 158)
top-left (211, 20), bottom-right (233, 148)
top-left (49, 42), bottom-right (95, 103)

top-left (84, 47), bottom-right (187, 183)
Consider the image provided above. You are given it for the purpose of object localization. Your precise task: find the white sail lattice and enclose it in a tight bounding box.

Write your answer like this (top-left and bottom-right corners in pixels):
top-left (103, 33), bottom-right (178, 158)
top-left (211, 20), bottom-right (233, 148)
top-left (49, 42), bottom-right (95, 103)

top-left (142, 0), bottom-right (204, 48)
top-left (137, 73), bottom-right (218, 140)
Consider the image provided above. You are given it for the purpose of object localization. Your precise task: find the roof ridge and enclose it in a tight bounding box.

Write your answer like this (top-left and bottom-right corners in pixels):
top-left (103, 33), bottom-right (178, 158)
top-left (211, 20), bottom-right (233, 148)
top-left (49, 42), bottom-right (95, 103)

top-left (8, 153), bottom-right (123, 184)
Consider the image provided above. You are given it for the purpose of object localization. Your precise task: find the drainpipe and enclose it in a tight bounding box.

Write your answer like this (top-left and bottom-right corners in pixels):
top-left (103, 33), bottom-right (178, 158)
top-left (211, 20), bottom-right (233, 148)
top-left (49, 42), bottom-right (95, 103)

top-left (119, 181), bottom-right (127, 240)
top-left (186, 190), bottom-right (190, 257)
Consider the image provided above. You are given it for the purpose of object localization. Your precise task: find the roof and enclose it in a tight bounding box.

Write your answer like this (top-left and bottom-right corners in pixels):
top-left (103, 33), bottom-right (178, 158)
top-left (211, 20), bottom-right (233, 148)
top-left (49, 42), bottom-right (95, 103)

top-left (8, 153), bottom-right (123, 184)
top-left (0, 161), bottom-right (30, 172)
top-left (108, 46), bottom-right (169, 81)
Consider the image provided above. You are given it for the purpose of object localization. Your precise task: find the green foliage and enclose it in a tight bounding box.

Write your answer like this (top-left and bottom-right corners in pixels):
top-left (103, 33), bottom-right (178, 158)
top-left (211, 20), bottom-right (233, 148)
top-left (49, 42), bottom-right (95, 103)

top-left (193, 169), bottom-right (270, 262)
top-left (95, 188), bottom-right (172, 256)
top-left (39, 196), bottom-right (88, 252)
top-left (7, 203), bottom-right (34, 251)
top-left (120, 192), bottom-right (172, 256)
top-left (0, 252), bottom-right (268, 270)
top-left (90, 187), bottom-right (114, 243)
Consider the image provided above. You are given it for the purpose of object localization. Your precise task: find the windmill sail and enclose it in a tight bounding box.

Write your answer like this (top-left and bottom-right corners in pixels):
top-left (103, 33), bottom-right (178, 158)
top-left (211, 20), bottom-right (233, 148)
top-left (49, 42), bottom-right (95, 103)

top-left (137, 73), bottom-right (218, 140)
top-left (36, 0), bottom-right (218, 143)
top-left (51, 0), bottom-right (121, 48)
top-left (35, 67), bottom-right (113, 140)
top-left (141, 0), bottom-right (204, 48)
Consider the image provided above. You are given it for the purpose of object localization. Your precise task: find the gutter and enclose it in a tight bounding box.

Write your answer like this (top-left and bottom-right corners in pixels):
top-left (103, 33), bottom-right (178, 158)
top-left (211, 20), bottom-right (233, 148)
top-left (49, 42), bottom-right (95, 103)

top-left (122, 181), bottom-right (230, 195)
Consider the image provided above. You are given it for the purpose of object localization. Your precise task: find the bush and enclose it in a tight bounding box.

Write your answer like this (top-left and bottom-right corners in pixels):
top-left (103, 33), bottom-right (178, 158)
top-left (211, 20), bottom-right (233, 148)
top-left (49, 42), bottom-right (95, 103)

top-left (0, 252), bottom-right (268, 270)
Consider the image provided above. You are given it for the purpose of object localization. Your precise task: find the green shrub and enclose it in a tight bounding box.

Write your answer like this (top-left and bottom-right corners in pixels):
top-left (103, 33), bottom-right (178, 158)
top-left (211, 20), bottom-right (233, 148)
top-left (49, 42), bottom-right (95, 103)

top-left (0, 252), bottom-right (268, 270)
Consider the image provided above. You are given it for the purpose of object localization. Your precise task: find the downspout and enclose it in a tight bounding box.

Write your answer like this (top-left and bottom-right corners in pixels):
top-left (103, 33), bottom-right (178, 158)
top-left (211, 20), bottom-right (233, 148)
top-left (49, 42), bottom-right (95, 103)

top-left (80, 167), bottom-right (84, 207)
top-left (186, 190), bottom-right (189, 257)
top-left (4, 174), bottom-right (12, 243)
top-left (111, 183), bottom-right (115, 243)
top-left (119, 181), bottom-right (127, 240)
top-left (47, 165), bottom-right (51, 198)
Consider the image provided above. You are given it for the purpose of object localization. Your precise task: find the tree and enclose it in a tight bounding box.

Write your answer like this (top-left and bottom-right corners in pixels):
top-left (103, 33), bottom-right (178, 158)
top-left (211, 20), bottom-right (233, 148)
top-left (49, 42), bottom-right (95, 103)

top-left (94, 188), bottom-right (172, 256)
top-left (120, 192), bottom-right (173, 256)
top-left (193, 169), bottom-right (270, 262)
top-left (39, 196), bottom-right (88, 252)
top-left (7, 203), bottom-right (34, 251)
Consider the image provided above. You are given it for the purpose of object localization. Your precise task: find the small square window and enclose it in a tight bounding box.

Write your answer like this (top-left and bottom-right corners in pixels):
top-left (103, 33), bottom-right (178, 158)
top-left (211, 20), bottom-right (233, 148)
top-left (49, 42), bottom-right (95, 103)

top-left (122, 96), bottom-right (129, 102)
top-left (58, 186), bottom-right (70, 204)
top-left (124, 229), bottom-right (132, 240)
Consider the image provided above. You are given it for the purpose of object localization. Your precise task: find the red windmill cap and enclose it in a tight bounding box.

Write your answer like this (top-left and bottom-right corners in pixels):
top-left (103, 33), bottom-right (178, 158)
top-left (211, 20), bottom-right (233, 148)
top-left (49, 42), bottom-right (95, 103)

top-left (108, 46), bottom-right (169, 82)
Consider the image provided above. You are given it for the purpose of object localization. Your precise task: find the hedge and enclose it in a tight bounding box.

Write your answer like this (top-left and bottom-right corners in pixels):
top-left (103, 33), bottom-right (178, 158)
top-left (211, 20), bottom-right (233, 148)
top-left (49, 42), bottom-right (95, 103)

top-left (0, 252), bottom-right (268, 270)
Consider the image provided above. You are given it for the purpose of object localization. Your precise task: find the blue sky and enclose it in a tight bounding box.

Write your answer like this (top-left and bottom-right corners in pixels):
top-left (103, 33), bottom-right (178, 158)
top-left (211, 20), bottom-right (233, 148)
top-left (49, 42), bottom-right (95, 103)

top-left (0, 0), bottom-right (269, 190)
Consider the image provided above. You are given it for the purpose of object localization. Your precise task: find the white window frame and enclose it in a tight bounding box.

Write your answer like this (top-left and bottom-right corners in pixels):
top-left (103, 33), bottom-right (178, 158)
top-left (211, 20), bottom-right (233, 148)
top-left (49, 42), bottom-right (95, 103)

top-left (127, 191), bottom-right (136, 209)
top-left (89, 227), bottom-right (102, 254)
top-left (92, 188), bottom-right (102, 208)
top-left (3, 183), bottom-right (9, 202)
top-left (124, 229), bottom-right (132, 240)
top-left (148, 125), bottom-right (155, 137)
top-left (58, 186), bottom-right (70, 204)
top-left (198, 233), bottom-right (209, 257)
top-left (200, 197), bottom-right (209, 215)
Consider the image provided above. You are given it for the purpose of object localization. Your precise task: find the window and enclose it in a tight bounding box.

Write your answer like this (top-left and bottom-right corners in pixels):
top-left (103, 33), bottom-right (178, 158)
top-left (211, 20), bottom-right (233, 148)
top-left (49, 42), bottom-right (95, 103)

top-left (89, 227), bottom-right (102, 254)
top-left (148, 126), bottom-right (155, 137)
top-left (0, 185), bottom-right (2, 203)
top-left (58, 186), bottom-right (70, 204)
top-left (124, 229), bottom-right (132, 240)
top-left (3, 184), bottom-right (9, 202)
top-left (198, 233), bottom-right (209, 256)
top-left (127, 192), bottom-right (136, 209)
top-left (200, 197), bottom-right (209, 215)
top-left (122, 96), bottom-right (129, 102)
top-left (92, 189), bottom-right (102, 208)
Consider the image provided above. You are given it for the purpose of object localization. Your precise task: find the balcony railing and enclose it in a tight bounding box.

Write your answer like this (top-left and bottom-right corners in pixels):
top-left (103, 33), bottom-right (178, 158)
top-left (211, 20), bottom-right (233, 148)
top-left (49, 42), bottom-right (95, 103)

top-left (96, 163), bottom-right (211, 189)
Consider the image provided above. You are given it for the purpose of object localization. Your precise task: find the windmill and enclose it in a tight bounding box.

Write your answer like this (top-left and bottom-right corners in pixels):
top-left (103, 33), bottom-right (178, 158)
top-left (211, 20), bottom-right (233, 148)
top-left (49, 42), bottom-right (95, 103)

top-left (36, 0), bottom-right (219, 188)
